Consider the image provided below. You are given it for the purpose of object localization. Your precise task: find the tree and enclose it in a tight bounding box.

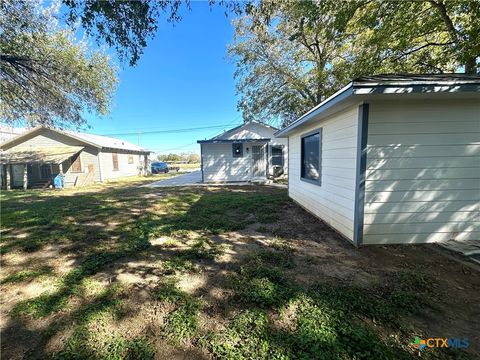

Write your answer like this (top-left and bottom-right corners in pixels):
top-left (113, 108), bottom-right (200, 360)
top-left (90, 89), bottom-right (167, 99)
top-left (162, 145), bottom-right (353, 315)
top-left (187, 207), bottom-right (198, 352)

top-left (229, 0), bottom-right (480, 126)
top-left (349, 0), bottom-right (480, 75)
top-left (62, 0), bottom-right (184, 67)
top-left (186, 153), bottom-right (200, 163)
top-left (157, 152), bottom-right (200, 163)
top-left (62, 0), bottom-right (243, 66)
top-left (229, 0), bottom-right (360, 126)
top-left (0, 0), bottom-right (118, 128)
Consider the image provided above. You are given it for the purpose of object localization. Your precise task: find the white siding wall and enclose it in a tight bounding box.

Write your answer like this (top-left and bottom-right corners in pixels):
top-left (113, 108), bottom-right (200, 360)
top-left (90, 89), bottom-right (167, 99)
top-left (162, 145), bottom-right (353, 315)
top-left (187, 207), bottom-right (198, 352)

top-left (201, 122), bottom-right (289, 182)
top-left (363, 99), bottom-right (480, 244)
top-left (99, 150), bottom-right (145, 180)
top-left (288, 105), bottom-right (359, 240)
top-left (202, 143), bottom-right (255, 182)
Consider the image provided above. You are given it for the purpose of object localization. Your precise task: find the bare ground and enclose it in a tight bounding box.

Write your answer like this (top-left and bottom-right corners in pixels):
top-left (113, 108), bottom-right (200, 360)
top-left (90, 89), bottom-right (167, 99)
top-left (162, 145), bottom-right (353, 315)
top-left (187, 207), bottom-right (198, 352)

top-left (1, 184), bottom-right (479, 359)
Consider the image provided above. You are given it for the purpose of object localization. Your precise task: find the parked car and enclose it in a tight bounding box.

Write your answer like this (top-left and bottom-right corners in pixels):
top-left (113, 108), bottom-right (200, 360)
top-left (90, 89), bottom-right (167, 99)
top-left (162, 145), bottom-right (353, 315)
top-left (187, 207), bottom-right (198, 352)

top-left (151, 162), bottom-right (169, 174)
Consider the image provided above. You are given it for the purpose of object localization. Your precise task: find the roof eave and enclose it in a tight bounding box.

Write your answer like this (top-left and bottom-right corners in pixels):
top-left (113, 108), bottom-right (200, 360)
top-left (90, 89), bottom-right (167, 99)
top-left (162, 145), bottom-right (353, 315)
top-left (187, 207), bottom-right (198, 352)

top-left (275, 83), bottom-right (354, 137)
top-left (101, 146), bottom-right (150, 154)
top-left (0, 126), bottom-right (103, 150)
top-left (197, 138), bottom-right (271, 144)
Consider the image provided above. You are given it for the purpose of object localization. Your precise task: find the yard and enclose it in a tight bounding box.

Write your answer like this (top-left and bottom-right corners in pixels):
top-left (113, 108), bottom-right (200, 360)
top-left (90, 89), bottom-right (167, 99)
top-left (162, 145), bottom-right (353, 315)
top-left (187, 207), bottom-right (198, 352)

top-left (1, 178), bottom-right (479, 359)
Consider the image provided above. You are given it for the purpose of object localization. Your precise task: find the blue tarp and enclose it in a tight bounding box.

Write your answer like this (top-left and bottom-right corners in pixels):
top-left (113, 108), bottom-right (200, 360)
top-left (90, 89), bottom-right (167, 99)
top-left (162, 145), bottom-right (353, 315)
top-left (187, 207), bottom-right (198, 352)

top-left (53, 173), bottom-right (64, 189)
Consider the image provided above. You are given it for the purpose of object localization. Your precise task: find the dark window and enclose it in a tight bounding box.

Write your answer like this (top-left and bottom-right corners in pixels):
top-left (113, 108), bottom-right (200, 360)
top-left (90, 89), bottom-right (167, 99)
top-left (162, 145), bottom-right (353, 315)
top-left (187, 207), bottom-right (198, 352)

top-left (71, 154), bottom-right (82, 172)
top-left (112, 153), bottom-right (119, 171)
top-left (128, 155), bottom-right (134, 164)
top-left (271, 145), bottom-right (283, 166)
top-left (301, 131), bottom-right (321, 183)
top-left (40, 165), bottom-right (52, 179)
top-left (232, 143), bottom-right (243, 158)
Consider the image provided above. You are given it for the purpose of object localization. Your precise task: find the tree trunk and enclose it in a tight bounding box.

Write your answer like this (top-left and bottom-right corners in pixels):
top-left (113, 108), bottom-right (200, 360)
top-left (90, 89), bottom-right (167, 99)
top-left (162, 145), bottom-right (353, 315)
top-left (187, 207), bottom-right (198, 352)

top-left (464, 56), bottom-right (477, 74)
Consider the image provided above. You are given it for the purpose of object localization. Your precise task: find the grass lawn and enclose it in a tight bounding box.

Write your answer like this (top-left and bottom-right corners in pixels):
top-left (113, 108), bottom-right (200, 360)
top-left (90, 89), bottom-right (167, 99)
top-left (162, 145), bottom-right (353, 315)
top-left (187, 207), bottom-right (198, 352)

top-left (1, 179), bottom-right (479, 359)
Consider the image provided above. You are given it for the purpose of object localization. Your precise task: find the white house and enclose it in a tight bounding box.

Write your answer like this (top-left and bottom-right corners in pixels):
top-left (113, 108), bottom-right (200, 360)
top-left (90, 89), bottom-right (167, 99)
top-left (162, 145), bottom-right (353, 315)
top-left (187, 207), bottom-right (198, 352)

top-left (198, 121), bottom-right (288, 183)
top-left (275, 74), bottom-right (480, 246)
top-left (0, 126), bottom-right (151, 189)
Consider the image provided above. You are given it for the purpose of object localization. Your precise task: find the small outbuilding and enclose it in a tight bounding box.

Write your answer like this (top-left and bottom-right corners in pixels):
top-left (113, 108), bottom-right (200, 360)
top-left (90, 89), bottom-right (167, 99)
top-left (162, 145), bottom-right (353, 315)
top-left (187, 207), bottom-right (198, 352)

top-left (275, 74), bottom-right (480, 245)
top-left (198, 121), bottom-right (288, 183)
top-left (0, 126), bottom-right (151, 189)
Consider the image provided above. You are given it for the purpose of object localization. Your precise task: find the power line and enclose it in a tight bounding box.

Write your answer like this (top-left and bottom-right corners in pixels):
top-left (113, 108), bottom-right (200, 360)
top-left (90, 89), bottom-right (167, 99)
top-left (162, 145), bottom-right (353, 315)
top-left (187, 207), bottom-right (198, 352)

top-left (149, 116), bottom-right (246, 153)
top-left (100, 123), bottom-right (236, 136)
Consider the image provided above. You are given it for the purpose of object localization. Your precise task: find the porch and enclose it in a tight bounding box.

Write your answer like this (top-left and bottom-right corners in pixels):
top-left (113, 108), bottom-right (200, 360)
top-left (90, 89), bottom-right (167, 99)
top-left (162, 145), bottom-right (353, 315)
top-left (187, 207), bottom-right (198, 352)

top-left (0, 146), bottom-right (83, 190)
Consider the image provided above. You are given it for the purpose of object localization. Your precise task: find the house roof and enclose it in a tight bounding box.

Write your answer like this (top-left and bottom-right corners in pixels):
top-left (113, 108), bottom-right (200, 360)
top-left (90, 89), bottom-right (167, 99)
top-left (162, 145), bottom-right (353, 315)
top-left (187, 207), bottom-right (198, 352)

top-left (353, 73), bottom-right (480, 85)
top-left (63, 130), bottom-right (148, 152)
top-left (198, 121), bottom-right (278, 144)
top-left (0, 126), bottom-right (150, 153)
top-left (275, 73), bottom-right (480, 137)
top-left (0, 145), bottom-right (84, 165)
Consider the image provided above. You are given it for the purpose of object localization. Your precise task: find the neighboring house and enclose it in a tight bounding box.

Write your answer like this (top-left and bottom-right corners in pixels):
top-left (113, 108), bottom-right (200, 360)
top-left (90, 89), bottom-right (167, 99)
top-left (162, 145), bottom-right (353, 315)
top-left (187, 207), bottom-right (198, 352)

top-left (198, 121), bottom-right (288, 183)
top-left (0, 126), bottom-right (151, 189)
top-left (275, 74), bottom-right (480, 246)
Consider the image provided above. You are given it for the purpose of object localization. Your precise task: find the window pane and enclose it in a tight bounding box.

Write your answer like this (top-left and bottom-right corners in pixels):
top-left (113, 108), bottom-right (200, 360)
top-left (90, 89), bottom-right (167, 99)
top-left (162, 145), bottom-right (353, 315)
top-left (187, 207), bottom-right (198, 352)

top-left (301, 133), bottom-right (320, 181)
top-left (112, 153), bottom-right (119, 170)
top-left (40, 165), bottom-right (52, 179)
top-left (271, 146), bottom-right (283, 166)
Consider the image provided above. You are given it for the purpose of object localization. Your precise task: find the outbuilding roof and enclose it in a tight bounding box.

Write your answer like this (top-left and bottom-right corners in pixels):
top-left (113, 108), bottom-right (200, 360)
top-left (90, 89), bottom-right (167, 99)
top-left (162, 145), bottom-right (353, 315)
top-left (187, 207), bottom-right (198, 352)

top-left (197, 121), bottom-right (277, 144)
top-left (275, 73), bottom-right (480, 137)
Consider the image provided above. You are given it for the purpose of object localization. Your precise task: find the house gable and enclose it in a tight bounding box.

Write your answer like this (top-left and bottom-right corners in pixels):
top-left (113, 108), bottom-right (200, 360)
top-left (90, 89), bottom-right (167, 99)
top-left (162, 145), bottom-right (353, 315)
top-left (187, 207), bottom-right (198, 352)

top-left (0, 127), bottom-right (99, 150)
top-left (212, 122), bottom-right (278, 141)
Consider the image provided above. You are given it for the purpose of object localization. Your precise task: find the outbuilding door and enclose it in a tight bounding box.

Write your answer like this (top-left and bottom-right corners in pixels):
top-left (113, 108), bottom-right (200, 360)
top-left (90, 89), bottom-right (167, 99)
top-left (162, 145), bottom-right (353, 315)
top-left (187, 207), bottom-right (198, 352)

top-left (251, 145), bottom-right (266, 178)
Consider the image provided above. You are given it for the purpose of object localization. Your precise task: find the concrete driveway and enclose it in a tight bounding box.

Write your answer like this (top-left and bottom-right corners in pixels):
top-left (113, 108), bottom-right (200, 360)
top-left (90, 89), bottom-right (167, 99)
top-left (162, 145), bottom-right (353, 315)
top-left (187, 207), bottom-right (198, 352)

top-left (146, 170), bottom-right (202, 187)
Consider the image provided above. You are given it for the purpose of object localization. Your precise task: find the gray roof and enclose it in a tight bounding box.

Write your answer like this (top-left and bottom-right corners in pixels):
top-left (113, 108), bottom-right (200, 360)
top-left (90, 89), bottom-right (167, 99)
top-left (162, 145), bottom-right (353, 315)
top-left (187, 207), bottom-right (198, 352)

top-left (198, 121), bottom-right (278, 143)
top-left (64, 130), bottom-right (148, 152)
top-left (276, 73), bottom-right (480, 137)
top-left (353, 73), bottom-right (480, 85)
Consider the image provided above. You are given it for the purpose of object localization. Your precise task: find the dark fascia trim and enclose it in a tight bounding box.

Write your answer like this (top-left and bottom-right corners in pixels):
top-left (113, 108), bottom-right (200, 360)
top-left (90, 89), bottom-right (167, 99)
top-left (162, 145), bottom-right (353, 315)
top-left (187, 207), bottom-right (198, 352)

top-left (300, 128), bottom-right (322, 186)
top-left (353, 103), bottom-right (369, 247)
top-left (197, 138), bottom-right (270, 144)
top-left (287, 136), bottom-right (290, 194)
top-left (200, 143), bottom-right (204, 183)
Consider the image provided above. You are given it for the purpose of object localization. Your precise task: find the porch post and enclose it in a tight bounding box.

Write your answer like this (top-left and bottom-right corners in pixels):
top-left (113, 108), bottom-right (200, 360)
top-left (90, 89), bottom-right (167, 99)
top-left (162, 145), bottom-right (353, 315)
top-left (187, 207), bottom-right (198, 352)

top-left (6, 164), bottom-right (11, 190)
top-left (143, 154), bottom-right (148, 176)
top-left (23, 164), bottom-right (28, 190)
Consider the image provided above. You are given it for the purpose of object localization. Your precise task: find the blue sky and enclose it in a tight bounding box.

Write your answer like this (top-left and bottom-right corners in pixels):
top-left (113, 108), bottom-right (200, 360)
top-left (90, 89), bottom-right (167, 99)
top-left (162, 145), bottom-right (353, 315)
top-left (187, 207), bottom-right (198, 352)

top-left (84, 2), bottom-right (242, 155)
